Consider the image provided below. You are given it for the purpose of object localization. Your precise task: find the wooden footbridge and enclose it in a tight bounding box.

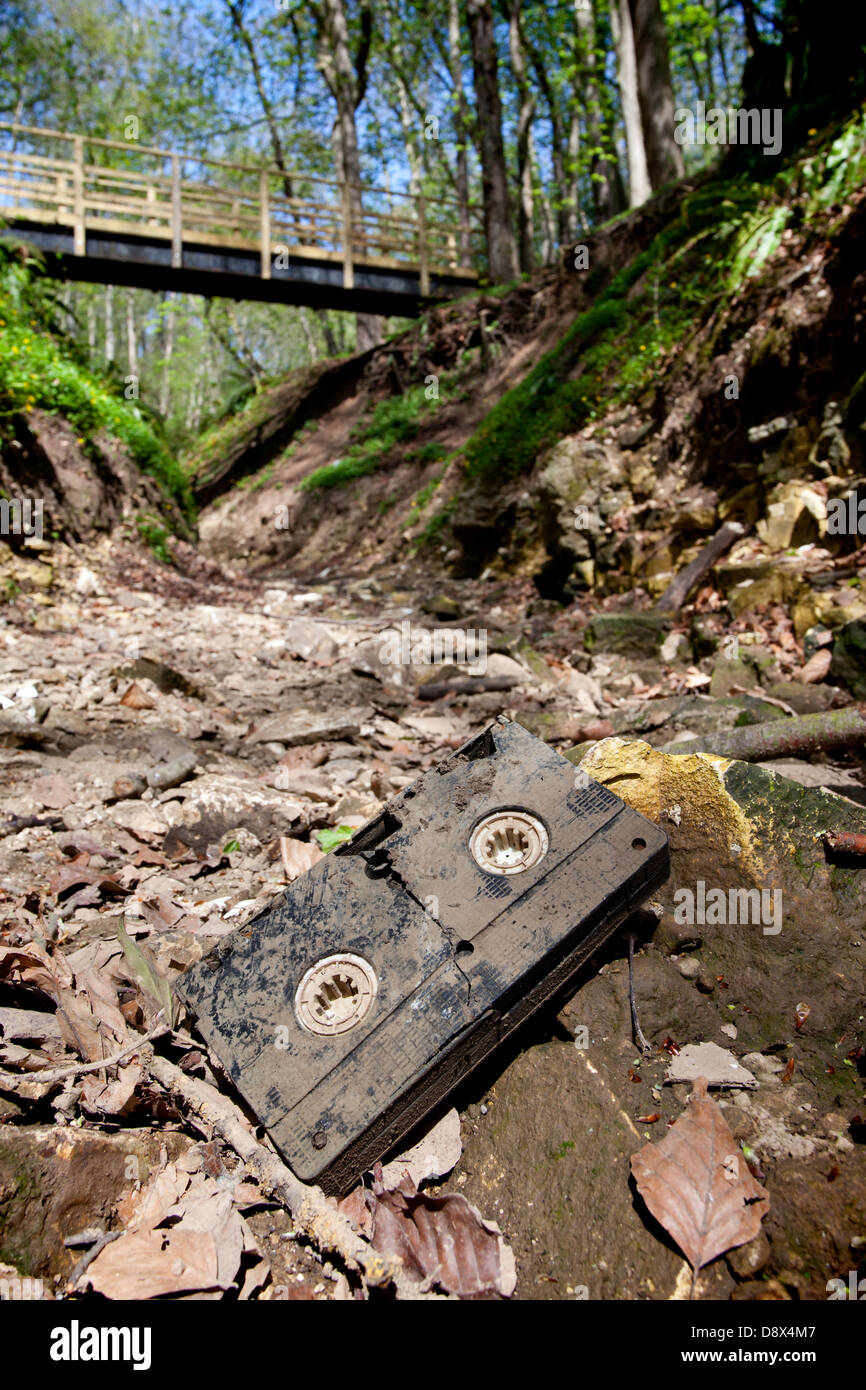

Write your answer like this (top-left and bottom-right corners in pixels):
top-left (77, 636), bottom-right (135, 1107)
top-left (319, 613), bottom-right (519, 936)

top-left (0, 123), bottom-right (479, 315)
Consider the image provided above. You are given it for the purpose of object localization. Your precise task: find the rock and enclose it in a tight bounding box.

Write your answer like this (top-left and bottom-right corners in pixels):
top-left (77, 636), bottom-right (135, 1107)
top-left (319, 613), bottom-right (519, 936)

top-left (557, 664), bottom-right (603, 714)
top-left (514, 711), bottom-right (607, 744)
top-left (730, 1278), bottom-right (791, 1300)
top-left (146, 752), bottom-right (199, 791)
top-left (727, 1233), bottom-right (771, 1279)
top-left (709, 652), bottom-right (760, 698)
top-left (755, 759), bottom-right (866, 805)
top-left (665, 1042), bottom-right (757, 1089)
top-left (75, 566), bottom-right (100, 596)
top-left (282, 618), bottom-right (339, 662)
top-left (420, 595), bottom-right (461, 620)
top-left (675, 956), bottom-right (701, 980)
top-left (30, 773), bottom-right (75, 809)
top-left (579, 737), bottom-right (866, 1067)
top-left (112, 657), bottom-right (204, 701)
top-left (161, 773), bottom-right (303, 853)
top-left (246, 708), bottom-right (369, 746)
top-left (583, 612), bottom-right (670, 659)
top-left (757, 481), bottom-right (826, 550)
top-left (110, 801), bottom-right (168, 842)
top-left (829, 618), bottom-right (866, 698)
top-left (659, 631), bottom-right (692, 665)
top-left (0, 1125), bottom-right (191, 1278)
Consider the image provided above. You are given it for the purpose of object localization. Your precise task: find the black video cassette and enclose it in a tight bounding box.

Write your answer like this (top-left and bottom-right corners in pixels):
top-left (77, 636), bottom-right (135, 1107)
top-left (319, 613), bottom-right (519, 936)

top-left (176, 717), bottom-right (669, 1193)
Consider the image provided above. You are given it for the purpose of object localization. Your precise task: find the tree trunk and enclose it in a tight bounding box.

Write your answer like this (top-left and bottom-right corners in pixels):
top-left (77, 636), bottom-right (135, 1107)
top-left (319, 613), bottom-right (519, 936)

top-left (104, 285), bottom-right (115, 365)
top-left (610, 0), bottom-right (651, 207)
top-left (627, 0), bottom-right (684, 189)
top-left (534, 130), bottom-right (557, 264)
top-left (466, 0), bottom-right (519, 284)
top-left (125, 288), bottom-right (137, 378)
top-left (505, 0), bottom-right (534, 273)
top-left (159, 294), bottom-right (174, 417)
top-left (315, 0), bottom-right (381, 351)
top-left (447, 0), bottom-right (472, 268)
top-left (298, 307), bottom-right (319, 362)
top-left (314, 308), bottom-right (339, 357)
top-left (576, 0), bottom-right (626, 223)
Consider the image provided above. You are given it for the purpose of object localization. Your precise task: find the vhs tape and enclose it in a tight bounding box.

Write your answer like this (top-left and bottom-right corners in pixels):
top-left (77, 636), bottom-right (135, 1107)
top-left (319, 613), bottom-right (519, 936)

top-left (176, 717), bottom-right (670, 1193)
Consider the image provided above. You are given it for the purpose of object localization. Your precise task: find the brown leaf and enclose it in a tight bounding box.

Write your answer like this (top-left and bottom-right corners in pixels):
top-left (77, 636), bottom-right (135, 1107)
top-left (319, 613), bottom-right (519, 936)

top-left (279, 837), bottom-right (325, 881)
top-left (797, 649), bottom-right (832, 684)
top-left (120, 681), bottom-right (156, 710)
top-left (630, 1076), bottom-right (769, 1272)
top-left (341, 1180), bottom-right (515, 1297)
top-left (88, 1166), bottom-right (246, 1298)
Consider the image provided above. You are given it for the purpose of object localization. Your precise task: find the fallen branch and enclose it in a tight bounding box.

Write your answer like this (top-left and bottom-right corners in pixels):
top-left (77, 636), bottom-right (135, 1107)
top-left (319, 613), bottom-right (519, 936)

top-left (822, 829), bottom-right (866, 856)
top-left (0, 813), bottom-right (64, 838)
top-left (626, 932), bottom-right (652, 1055)
top-left (655, 521), bottom-right (745, 614)
top-left (661, 705), bottom-right (866, 761)
top-left (147, 1054), bottom-right (446, 1300)
top-left (67, 1230), bottom-right (123, 1289)
top-left (0, 1012), bottom-right (168, 1088)
top-left (417, 676), bottom-right (516, 701)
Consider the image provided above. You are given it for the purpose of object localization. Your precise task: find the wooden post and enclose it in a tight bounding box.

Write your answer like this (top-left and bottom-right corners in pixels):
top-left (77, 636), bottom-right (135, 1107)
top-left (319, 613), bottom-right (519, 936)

top-left (340, 180), bottom-right (354, 291)
top-left (171, 155), bottom-right (182, 270)
top-left (259, 168), bottom-right (271, 279)
top-left (72, 136), bottom-right (85, 256)
top-left (417, 190), bottom-right (430, 297)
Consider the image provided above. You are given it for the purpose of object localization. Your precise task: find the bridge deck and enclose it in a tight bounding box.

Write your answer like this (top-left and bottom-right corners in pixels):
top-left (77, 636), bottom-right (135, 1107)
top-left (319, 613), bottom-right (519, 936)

top-left (0, 123), bottom-right (480, 314)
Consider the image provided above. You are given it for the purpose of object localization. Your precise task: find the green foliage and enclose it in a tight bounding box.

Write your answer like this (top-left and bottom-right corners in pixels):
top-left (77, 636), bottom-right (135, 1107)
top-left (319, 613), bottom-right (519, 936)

top-left (413, 496), bottom-right (459, 551)
top-left (299, 382), bottom-right (451, 492)
top-left (462, 119), bottom-right (856, 484)
top-left (135, 514), bottom-right (172, 564)
top-left (315, 825), bottom-right (356, 853)
top-left (0, 245), bottom-right (193, 521)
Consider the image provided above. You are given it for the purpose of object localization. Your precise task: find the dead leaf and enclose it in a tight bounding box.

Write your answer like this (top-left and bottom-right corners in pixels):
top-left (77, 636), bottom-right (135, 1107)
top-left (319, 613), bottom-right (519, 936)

top-left (339, 1179), bottom-right (515, 1297)
top-left (380, 1109), bottom-right (462, 1189)
top-left (120, 682), bottom-right (156, 710)
top-left (88, 1165), bottom-right (247, 1299)
top-left (797, 649), bottom-right (832, 684)
top-left (80, 1062), bottom-right (142, 1117)
top-left (279, 837), bottom-right (325, 881)
top-left (630, 1076), bottom-right (769, 1272)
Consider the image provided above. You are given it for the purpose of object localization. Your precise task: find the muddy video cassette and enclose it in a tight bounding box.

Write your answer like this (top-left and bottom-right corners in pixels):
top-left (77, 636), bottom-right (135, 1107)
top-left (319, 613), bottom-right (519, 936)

top-left (176, 717), bottom-right (670, 1194)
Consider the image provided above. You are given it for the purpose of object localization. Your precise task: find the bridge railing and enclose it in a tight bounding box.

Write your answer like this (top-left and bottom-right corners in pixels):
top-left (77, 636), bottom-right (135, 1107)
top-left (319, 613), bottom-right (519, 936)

top-left (0, 123), bottom-right (481, 294)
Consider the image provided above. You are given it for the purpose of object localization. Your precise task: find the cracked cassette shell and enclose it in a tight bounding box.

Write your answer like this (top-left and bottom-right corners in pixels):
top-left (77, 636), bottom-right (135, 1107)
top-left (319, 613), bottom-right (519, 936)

top-left (176, 717), bottom-right (670, 1194)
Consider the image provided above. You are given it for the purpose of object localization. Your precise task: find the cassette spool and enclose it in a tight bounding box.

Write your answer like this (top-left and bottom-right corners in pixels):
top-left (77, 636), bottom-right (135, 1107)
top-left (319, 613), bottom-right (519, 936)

top-left (176, 717), bottom-right (670, 1193)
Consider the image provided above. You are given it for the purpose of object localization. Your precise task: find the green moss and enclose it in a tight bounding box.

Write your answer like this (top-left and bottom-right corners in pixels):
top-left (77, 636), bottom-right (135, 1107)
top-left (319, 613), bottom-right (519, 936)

top-left (299, 381), bottom-right (453, 492)
top-left (0, 248), bottom-right (192, 523)
top-left (135, 514), bottom-right (173, 565)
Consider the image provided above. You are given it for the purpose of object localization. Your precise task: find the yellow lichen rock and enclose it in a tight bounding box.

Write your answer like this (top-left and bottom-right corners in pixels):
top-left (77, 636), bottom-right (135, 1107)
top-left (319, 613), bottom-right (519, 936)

top-left (580, 737), bottom-right (765, 882)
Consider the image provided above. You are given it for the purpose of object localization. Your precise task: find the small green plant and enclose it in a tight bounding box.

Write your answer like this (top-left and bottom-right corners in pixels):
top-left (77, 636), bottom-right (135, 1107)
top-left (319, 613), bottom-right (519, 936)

top-left (315, 824), bottom-right (356, 852)
top-left (223, 838), bottom-right (241, 854)
top-left (300, 381), bottom-right (453, 491)
top-left (136, 514), bottom-right (173, 565)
